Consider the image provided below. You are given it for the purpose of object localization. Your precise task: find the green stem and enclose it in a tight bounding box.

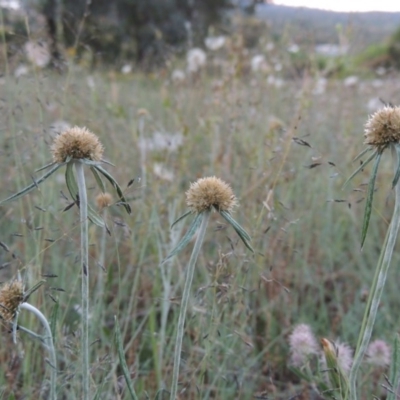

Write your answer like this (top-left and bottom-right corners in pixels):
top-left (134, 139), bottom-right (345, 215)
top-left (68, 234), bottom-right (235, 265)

top-left (75, 161), bottom-right (90, 399)
top-left (170, 211), bottom-right (210, 400)
top-left (348, 148), bottom-right (400, 400)
top-left (20, 302), bottom-right (57, 400)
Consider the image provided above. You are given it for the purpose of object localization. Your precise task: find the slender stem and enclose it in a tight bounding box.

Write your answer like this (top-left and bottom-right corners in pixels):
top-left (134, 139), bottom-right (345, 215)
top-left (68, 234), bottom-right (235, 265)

top-left (170, 211), bottom-right (210, 400)
top-left (20, 302), bottom-right (57, 400)
top-left (75, 161), bottom-right (90, 399)
top-left (348, 148), bottom-right (400, 399)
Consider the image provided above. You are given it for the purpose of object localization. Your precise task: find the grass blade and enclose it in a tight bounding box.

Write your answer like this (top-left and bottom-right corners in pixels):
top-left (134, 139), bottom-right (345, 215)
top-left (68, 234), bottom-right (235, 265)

top-left (361, 151), bottom-right (382, 248)
top-left (163, 212), bottom-right (203, 262)
top-left (114, 316), bottom-right (139, 400)
top-left (93, 165), bottom-right (131, 214)
top-left (0, 163), bottom-right (64, 204)
top-left (342, 149), bottom-right (377, 189)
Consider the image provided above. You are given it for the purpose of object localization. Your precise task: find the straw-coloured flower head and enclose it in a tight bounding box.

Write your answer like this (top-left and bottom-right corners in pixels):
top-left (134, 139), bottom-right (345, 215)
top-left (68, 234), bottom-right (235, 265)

top-left (186, 176), bottom-right (238, 213)
top-left (95, 192), bottom-right (113, 211)
top-left (366, 339), bottom-right (391, 367)
top-left (0, 281), bottom-right (24, 322)
top-left (288, 324), bottom-right (319, 367)
top-left (51, 126), bottom-right (104, 163)
top-left (364, 106), bottom-right (400, 149)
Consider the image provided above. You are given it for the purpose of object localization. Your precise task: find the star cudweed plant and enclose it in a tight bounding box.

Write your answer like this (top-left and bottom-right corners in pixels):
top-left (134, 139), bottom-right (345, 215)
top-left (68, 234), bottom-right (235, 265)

top-left (344, 106), bottom-right (400, 400)
top-left (167, 176), bottom-right (253, 400)
top-left (0, 126), bottom-right (131, 399)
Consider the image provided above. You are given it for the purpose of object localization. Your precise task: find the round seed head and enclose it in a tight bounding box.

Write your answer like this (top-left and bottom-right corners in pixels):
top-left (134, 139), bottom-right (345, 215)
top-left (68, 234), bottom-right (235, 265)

top-left (366, 339), bottom-right (391, 367)
top-left (288, 324), bottom-right (319, 367)
top-left (51, 126), bottom-right (104, 163)
top-left (0, 281), bottom-right (24, 322)
top-left (95, 192), bottom-right (113, 211)
top-left (364, 106), bottom-right (400, 149)
top-left (186, 176), bottom-right (238, 213)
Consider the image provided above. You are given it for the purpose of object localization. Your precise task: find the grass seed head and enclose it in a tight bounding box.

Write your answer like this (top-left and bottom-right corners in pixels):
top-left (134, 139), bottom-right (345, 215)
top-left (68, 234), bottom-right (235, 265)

top-left (0, 280), bottom-right (24, 322)
top-left (186, 176), bottom-right (238, 213)
top-left (96, 192), bottom-right (113, 211)
top-left (364, 106), bottom-right (400, 149)
top-left (51, 126), bottom-right (104, 163)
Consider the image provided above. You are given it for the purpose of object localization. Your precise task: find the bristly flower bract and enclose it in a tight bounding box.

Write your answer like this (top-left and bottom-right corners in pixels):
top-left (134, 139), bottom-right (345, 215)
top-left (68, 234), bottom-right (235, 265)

top-left (164, 176), bottom-right (253, 262)
top-left (0, 126), bottom-right (131, 230)
top-left (0, 280), bottom-right (24, 322)
top-left (344, 105), bottom-right (400, 247)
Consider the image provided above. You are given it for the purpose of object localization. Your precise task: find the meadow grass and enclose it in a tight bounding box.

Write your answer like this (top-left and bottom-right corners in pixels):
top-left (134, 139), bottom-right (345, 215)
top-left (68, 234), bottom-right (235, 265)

top-left (0, 66), bottom-right (400, 399)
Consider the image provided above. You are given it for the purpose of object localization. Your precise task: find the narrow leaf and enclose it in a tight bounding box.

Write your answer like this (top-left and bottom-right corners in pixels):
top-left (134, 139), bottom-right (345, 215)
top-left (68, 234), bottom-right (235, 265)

top-left (93, 165), bottom-right (131, 214)
top-left (361, 151), bottom-right (382, 248)
top-left (171, 210), bottom-right (192, 229)
top-left (352, 146), bottom-right (372, 163)
top-left (35, 161), bottom-right (58, 173)
top-left (342, 149), bottom-right (378, 189)
top-left (220, 211), bottom-right (254, 253)
top-left (114, 316), bottom-right (139, 400)
top-left (90, 167), bottom-right (106, 193)
top-left (0, 163), bottom-right (64, 204)
top-left (392, 144), bottom-right (400, 188)
top-left (387, 335), bottom-right (400, 400)
top-left (163, 213), bottom-right (203, 262)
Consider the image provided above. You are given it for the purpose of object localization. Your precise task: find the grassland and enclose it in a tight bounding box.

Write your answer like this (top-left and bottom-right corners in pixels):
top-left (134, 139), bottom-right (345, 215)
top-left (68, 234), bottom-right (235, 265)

top-left (1, 61), bottom-right (400, 399)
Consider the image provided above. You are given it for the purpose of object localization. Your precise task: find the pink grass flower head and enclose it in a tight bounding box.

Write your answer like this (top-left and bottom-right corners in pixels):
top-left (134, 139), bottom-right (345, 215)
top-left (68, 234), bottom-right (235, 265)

top-left (288, 324), bottom-right (319, 367)
top-left (366, 339), bottom-right (391, 367)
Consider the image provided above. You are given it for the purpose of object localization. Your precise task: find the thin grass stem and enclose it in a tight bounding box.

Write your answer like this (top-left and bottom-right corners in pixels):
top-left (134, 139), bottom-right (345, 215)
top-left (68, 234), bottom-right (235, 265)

top-left (75, 161), bottom-right (90, 399)
top-left (170, 211), bottom-right (210, 400)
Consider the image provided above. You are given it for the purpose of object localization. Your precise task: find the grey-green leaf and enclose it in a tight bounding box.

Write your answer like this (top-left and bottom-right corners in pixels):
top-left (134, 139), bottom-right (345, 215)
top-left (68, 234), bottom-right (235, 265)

top-left (90, 166), bottom-right (106, 193)
top-left (392, 144), bottom-right (400, 188)
top-left (93, 165), bottom-right (131, 214)
top-left (352, 146), bottom-right (372, 163)
top-left (163, 212), bottom-right (203, 263)
top-left (0, 163), bottom-right (64, 205)
top-left (342, 148), bottom-right (378, 189)
top-left (387, 334), bottom-right (400, 400)
top-left (35, 161), bottom-right (58, 173)
top-left (171, 210), bottom-right (192, 229)
top-left (114, 316), bottom-right (139, 400)
top-left (220, 210), bottom-right (254, 253)
top-left (361, 151), bottom-right (382, 248)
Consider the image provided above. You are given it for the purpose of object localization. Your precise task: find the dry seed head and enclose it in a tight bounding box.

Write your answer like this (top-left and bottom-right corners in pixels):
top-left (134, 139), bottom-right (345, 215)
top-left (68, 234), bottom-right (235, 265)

top-left (366, 339), bottom-right (391, 367)
top-left (95, 192), bottom-right (113, 211)
top-left (51, 126), bottom-right (104, 163)
top-left (0, 281), bottom-right (24, 322)
top-left (364, 106), bottom-right (400, 148)
top-left (186, 176), bottom-right (238, 213)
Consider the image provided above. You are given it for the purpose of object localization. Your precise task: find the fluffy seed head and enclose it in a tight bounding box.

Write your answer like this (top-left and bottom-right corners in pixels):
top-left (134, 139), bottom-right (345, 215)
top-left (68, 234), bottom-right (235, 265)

top-left (95, 192), bottom-right (113, 211)
top-left (364, 106), bottom-right (400, 149)
top-left (366, 339), bottom-right (391, 367)
top-left (288, 324), bottom-right (319, 367)
top-left (186, 176), bottom-right (238, 213)
top-left (321, 338), bottom-right (353, 373)
top-left (51, 126), bottom-right (104, 163)
top-left (0, 281), bottom-right (24, 322)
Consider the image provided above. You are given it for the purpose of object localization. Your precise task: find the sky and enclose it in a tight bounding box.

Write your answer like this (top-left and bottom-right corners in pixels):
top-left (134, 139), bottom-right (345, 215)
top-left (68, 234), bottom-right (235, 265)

top-left (274, 0), bottom-right (400, 12)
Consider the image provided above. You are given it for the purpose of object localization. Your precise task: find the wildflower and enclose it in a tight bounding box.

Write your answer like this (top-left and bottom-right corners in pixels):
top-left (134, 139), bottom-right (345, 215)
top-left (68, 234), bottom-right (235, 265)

top-left (187, 48), bottom-right (207, 73)
top-left (366, 339), bottom-right (391, 367)
top-left (24, 41), bottom-right (50, 68)
top-left (165, 176), bottom-right (253, 261)
top-left (95, 192), bottom-right (113, 211)
top-left (204, 36), bottom-right (225, 51)
top-left (51, 126), bottom-right (103, 163)
top-left (344, 76), bottom-right (359, 88)
top-left (171, 69), bottom-right (186, 84)
top-left (121, 64), bottom-right (132, 74)
top-left (0, 281), bottom-right (24, 322)
top-left (364, 106), bottom-right (400, 149)
top-left (251, 54), bottom-right (267, 73)
top-left (186, 176), bottom-right (238, 214)
top-left (288, 324), bottom-right (319, 367)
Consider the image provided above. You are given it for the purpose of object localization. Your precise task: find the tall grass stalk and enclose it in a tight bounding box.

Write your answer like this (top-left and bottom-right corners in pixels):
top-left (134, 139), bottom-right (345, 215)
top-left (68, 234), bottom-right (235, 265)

top-left (75, 161), bottom-right (90, 399)
top-left (170, 210), bottom-right (210, 400)
top-left (348, 147), bottom-right (400, 399)
top-left (20, 302), bottom-right (57, 400)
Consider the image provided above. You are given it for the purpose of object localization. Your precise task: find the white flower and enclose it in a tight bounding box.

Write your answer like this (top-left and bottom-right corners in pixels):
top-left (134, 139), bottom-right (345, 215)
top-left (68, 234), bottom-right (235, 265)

top-left (187, 48), bottom-right (207, 73)
top-left (121, 64), bottom-right (132, 74)
top-left (14, 64), bottom-right (29, 78)
top-left (267, 75), bottom-right (284, 88)
top-left (343, 76), bottom-right (359, 87)
top-left (366, 339), bottom-right (391, 367)
top-left (171, 69), bottom-right (186, 83)
top-left (251, 54), bottom-right (267, 72)
top-left (314, 44), bottom-right (348, 57)
top-left (25, 41), bottom-right (50, 68)
top-left (153, 163), bottom-right (174, 182)
top-left (288, 324), bottom-right (319, 367)
top-left (205, 36), bottom-right (225, 51)
top-left (138, 132), bottom-right (184, 153)
top-left (287, 44), bottom-right (299, 54)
